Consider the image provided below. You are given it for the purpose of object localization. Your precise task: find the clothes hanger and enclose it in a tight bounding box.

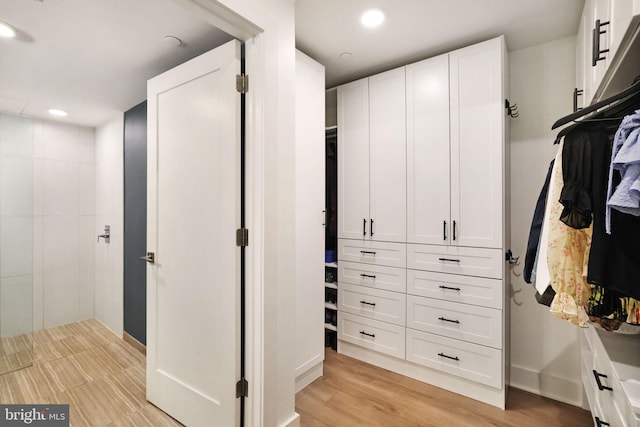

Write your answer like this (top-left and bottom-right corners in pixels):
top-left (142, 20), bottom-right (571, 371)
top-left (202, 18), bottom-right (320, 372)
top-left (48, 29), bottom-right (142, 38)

top-left (551, 76), bottom-right (640, 130)
top-left (552, 79), bottom-right (640, 143)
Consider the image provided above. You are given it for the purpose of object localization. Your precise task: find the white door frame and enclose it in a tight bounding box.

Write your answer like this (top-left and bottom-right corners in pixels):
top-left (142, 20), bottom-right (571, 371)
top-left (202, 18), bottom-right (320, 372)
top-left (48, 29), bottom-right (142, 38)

top-left (169, 1), bottom-right (267, 425)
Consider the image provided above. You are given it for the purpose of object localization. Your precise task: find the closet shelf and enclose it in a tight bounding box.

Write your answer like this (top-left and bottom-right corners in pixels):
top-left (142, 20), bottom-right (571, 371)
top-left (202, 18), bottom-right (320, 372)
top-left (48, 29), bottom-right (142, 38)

top-left (325, 262), bottom-right (338, 268)
top-left (324, 323), bottom-right (337, 332)
top-left (325, 282), bottom-right (337, 290)
top-left (325, 302), bottom-right (338, 310)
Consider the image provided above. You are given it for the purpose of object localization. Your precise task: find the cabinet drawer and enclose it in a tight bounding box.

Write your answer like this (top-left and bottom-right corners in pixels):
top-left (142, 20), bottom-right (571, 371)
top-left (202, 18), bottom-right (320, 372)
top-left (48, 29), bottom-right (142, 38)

top-left (407, 270), bottom-right (502, 309)
top-left (338, 283), bottom-right (406, 326)
top-left (338, 312), bottom-right (405, 359)
top-left (407, 244), bottom-right (503, 279)
top-left (339, 239), bottom-right (406, 268)
top-left (339, 261), bottom-right (406, 293)
top-left (406, 295), bottom-right (502, 348)
top-left (405, 328), bottom-right (502, 388)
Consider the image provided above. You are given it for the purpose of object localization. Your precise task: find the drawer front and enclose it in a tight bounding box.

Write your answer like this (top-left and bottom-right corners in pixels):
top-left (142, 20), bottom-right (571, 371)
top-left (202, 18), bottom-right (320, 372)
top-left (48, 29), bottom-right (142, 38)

top-left (406, 328), bottom-right (502, 388)
top-left (339, 239), bottom-right (406, 268)
top-left (339, 283), bottom-right (406, 326)
top-left (407, 269), bottom-right (503, 309)
top-left (407, 244), bottom-right (503, 279)
top-left (339, 261), bottom-right (407, 293)
top-left (338, 312), bottom-right (405, 359)
top-left (406, 295), bottom-right (502, 348)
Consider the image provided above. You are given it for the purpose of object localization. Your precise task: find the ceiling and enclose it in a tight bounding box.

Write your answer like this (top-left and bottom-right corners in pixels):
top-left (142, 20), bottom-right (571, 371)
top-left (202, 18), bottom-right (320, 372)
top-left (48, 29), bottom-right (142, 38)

top-left (0, 0), bottom-right (233, 127)
top-left (0, 0), bottom-right (585, 128)
top-left (296, 0), bottom-right (585, 88)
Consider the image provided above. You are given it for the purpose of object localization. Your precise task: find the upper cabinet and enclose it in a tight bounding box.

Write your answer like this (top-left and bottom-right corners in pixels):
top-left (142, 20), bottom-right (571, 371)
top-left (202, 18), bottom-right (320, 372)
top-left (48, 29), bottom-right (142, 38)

top-left (576, 0), bottom-right (640, 107)
top-left (407, 38), bottom-right (505, 249)
top-left (338, 68), bottom-right (406, 243)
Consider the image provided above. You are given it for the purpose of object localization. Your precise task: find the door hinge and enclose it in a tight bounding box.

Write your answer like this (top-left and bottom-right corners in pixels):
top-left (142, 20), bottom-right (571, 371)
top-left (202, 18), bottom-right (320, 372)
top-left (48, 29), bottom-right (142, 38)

top-left (236, 228), bottom-right (249, 247)
top-left (236, 74), bottom-right (249, 94)
top-left (236, 378), bottom-right (248, 398)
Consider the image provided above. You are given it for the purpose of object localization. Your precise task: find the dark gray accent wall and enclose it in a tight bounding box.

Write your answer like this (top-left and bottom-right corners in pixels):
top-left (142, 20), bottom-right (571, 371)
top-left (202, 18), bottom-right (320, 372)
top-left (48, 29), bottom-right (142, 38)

top-left (123, 101), bottom-right (147, 345)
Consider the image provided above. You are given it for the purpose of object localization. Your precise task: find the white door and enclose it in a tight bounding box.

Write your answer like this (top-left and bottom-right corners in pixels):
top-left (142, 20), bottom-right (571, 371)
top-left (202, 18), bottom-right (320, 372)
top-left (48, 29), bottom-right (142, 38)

top-left (406, 54), bottom-right (451, 245)
top-left (146, 39), bottom-right (241, 427)
top-left (369, 67), bottom-right (406, 243)
top-left (338, 78), bottom-right (370, 240)
top-left (450, 38), bottom-right (504, 249)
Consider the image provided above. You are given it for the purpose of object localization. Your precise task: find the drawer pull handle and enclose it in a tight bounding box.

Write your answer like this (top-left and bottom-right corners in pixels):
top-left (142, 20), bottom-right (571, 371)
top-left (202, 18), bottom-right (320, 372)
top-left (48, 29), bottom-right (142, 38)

top-left (359, 300), bottom-right (376, 307)
top-left (593, 370), bottom-right (613, 391)
top-left (595, 417), bottom-right (610, 427)
top-left (360, 273), bottom-right (376, 279)
top-left (359, 331), bottom-right (375, 338)
top-left (439, 285), bottom-right (461, 292)
top-left (438, 317), bottom-right (460, 324)
top-left (438, 258), bottom-right (461, 263)
top-left (438, 352), bottom-right (460, 361)
top-left (360, 250), bottom-right (377, 255)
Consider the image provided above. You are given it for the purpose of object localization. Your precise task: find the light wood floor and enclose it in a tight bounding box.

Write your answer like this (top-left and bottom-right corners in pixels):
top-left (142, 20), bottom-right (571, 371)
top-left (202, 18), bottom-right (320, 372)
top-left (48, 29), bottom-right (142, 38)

top-left (296, 349), bottom-right (593, 427)
top-left (0, 319), bottom-right (181, 426)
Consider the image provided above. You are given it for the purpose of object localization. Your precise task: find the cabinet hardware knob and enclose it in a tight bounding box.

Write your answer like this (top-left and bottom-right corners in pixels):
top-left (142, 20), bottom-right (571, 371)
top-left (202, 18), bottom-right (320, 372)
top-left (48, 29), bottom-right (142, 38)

top-left (438, 258), bottom-right (461, 263)
top-left (363, 218), bottom-right (367, 236)
top-left (438, 285), bottom-right (461, 291)
top-left (443, 220), bottom-right (447, 241)
top-left (370, 218), bottom-right (374, 236)
top-left (359, 300), bottom-right (376, 307)
top-left (438, 317), bottom-right (460, 324)
top-left (453, 220), bottom-right (457, 241)
top-left (592, 370), bottom-right (613, 391)
top-left (359, 331), bottom-right (375, 338)
top-left (437, 352), bottom-right (460, 361)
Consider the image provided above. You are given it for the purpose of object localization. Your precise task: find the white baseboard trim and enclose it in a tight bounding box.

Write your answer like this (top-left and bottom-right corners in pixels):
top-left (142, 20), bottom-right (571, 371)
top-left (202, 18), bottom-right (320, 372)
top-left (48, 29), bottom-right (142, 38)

top-left (279, 412), bottom-right (300, 427)
top-left (510, 364), bottom-right (583, 407)
top-left (295, 361), bottom-right (323, 393)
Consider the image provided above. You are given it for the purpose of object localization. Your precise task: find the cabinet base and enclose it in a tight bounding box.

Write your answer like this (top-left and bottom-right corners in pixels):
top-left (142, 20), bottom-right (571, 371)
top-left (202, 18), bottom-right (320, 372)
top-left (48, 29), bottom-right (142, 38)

top-left (338, 340), bottom-right (507, 409)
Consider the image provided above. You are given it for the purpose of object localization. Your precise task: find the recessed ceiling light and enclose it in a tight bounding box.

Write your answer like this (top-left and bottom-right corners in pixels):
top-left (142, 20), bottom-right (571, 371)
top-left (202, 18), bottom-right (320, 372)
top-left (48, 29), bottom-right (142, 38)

top-left (0, 21), bottom-right (16, 38)
top-left (339, 52), bottom-right (353, 60)
top-left (48, 109), bottom-right (68, 117)
top-left (361, 9), bottom-right (385, 28)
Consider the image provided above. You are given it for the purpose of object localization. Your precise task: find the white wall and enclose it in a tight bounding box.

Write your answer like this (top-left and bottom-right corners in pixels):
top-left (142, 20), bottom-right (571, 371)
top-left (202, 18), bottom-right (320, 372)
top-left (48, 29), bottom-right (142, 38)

top-left (0, 112), bottom-right (96, 335)
top-left (509, 35), bottom-right (584, 406)
top-left (94, 114), bottom-right (124, 337)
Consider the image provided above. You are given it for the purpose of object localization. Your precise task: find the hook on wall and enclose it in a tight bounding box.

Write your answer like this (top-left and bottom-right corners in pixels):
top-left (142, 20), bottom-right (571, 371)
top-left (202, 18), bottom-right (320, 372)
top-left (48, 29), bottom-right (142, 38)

top-left (505, 99), bottom-right (519, 118)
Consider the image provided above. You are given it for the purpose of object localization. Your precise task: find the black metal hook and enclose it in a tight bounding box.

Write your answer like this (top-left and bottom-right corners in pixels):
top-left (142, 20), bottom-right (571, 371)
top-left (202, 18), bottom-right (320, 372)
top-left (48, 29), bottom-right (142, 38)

top-left (505, 99), bottom-right (519, 118)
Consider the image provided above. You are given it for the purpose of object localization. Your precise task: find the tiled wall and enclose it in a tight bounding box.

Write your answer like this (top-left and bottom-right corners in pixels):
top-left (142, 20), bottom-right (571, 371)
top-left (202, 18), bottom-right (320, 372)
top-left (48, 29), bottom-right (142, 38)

top-left (94, 114), bottom-right (124, 337)
top-left (0, 112), bottom-right (97, 336)
top-left (0, 113), bottom-right (34, 337)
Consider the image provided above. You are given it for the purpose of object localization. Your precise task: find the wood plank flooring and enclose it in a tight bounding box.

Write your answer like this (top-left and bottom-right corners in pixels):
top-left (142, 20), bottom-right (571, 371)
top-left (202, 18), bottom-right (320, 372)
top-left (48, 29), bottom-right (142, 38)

top-left (296, 349), bottom-right (593, 427)
top-left (0, 319), bottom-right (181, 426)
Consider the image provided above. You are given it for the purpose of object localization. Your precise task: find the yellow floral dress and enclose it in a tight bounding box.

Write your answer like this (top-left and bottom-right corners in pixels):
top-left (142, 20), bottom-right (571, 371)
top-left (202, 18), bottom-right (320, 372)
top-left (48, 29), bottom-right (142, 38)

top-left (547, 141), bottom-right (593, 327)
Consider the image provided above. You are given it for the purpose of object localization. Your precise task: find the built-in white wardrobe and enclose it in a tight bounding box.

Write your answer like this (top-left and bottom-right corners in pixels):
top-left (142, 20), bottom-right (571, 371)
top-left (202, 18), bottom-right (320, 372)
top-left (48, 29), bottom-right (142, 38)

top-left (294, 50), bottom-right (326, 392)
top-left (336, 36), bottom-right (510, 409)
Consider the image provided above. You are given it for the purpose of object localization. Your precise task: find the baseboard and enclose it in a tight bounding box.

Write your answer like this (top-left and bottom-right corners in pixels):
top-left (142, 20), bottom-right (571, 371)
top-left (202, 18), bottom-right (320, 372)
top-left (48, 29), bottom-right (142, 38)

top-left (279, 412), bottom-right (300, 427)
top-left (510, 364), bottom-right (583, 407)
top-left (295, 361), bottom-right (323, 393)
top-left (123, 332), bottom-right (146, 355)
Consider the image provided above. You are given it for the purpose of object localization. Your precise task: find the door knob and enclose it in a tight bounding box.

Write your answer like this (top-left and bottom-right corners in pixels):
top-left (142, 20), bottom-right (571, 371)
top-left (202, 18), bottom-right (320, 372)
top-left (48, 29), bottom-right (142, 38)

top-left (140, 252), bottom-right (155, 263)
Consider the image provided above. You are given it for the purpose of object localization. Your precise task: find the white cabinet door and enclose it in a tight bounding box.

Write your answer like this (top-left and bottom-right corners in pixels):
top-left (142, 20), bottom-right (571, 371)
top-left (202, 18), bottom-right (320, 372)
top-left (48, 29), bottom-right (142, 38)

top-left (369, 67), bottom-right (406, 243)
top-left (406, 54), bottom-right (451, 245)
top-left (449, 38), bottom-right (504, 249)
top-left (294, 50), bottom-right (325, 388)
top-left (338, 78), bottom-right (370, 240)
